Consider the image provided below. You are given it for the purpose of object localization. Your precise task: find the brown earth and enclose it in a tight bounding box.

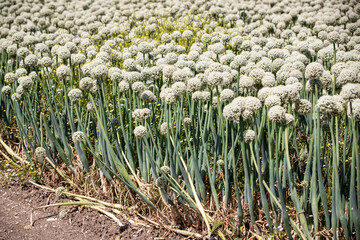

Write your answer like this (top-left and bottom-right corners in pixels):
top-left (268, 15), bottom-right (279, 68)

top-left (0, 182), bottom-right (185, 240)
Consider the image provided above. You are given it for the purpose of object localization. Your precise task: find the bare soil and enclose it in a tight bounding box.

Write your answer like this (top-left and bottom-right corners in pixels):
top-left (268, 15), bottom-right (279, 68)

top-left (0, 182), bottom-right (184, 240)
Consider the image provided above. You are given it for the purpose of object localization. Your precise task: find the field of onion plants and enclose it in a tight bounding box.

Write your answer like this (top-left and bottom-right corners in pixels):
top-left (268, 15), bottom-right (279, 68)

top-left (1, 0), bottom-right (360, 238)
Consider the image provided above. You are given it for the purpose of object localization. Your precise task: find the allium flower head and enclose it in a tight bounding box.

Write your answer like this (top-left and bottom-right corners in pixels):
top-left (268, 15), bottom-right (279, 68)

top-left (72, 131), bottom-right (86, 144)
top-left (11, 93), bottom-right (22, 101)
top-left (347, 99), bottom-right (360, 121)
top-left (71, 53), bottom-right (86, 65)
top-left (285, 113), bottom-right (295, 125)
top-left (220, 89), bottom-right (234, 102)
top-left (268, 105), bottom-right (286, 123)
top-left (184, 117), bottom-right (192, 126)
top-left (243, 130), bottom-right (255, 143)
top-left (316, 95), bottom-right (344, 116)
top-left (165, 52), bottom-right (178, 65)
top-left (35, 147), bottom-right (47, 158)
top-left (138, 42), bottom-right (153, 54)
top-left (155, 176), bottom-right (167, 188)
top-left (119, 80), bottom-right (130, 92)
top-left (1, 86), bottom-right (11, 95)
top-left (160, 122), bottom-right (168, 135)
top-left (18, 76), bottom-right (33, 90)
top-left (91, 64), bottom-right (108, 79)
top-left (294, 99), bottom-right (312, 115)
top-left (80, 77), bottom-right (94, 91)
top-left (123, 59), bottom-right (138, 71)
top-left (86, 101), bottom-right (98, 112)
top-left (305, 62), bottom-right (324, 80)
top-left (56, 65), bottom-right (71, 80)
top-left (223, 103), bottom-right (242, 123)
top-left (57, 46), bottom-right (71, 60)
top-left (207, 71), bottom-right (223, 87)
top-left (68, 89), bottom-right (83, 102)
top-left (160, 166), bottom-right (170, 175)
top-left (244, 97), bottom-right (262, 112)
top-left (132, 82), bottom-right (146, 94)
top-left (132, 108), bottom-right (151, 122)
top-left (24, 54), bottom-right (38, 67)
top-left (15, 68), bottom-right (28, 78)
top-left (134, 125), bottom-right (148, 138)
top-left (171, 82), bottom-right (186, 96)
top-left (5, 72), bottom-right (17, 84)
top-left (265, 95), bottom-right (281, 108)
top-left (210, 43), bottom-right (225, 55)
top-left (182, 30), bottom-right (193, 40)
top-left (336, 69), bottom-right (357, 88)
top-left (141, 90), bottom-right (156, 102)
top-left (340, 83), bottom-right (360, 101)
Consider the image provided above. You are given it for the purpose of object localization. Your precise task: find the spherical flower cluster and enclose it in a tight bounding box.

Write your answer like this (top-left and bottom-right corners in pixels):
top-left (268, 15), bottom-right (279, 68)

top-left (316, 95), bottom-right (344, 116)
top-left (244, 97), bottom-right (262, 113)
top-left (132, 108), bottom-right (151, 122)
top-left (5, 73), bottom-right (16, 84)
top-left (305, 62), bottom-right (324, 80)
top-left (160, 166), bottom-right (170, 175)
top-left (72, 131), bottom-right (86, 144)
top-left (210, 43), bottom-right (225, 55)
top-left (138, 42), bottom-right (153, 54)
top-left (132, 81), bottom-right (146, 94)
top-left (17, 47), bottom-right (30, 59)
top-left (165, 92), bottom-right (177, 105)
top-left (243, 130), bottom-right (255, 143)
top-left (155, 176), bottom-right (167, 188)
top-left (86, 101), bottom-right (98, 112)
top-left (347, 99), bottom-right (360, 122)
top-left (80, 77), bottom-right (94, 91)
top-left (239, 75), bottom-right (255, 88)
top-left (91, 64), bottom-right (108, 79)
top-left (223, 103), bottom-right (242, 123)
top-left (294, 99), bottom-right (312, 115)
top-left (35, 147), bottom-right (47, 158)
top-left (1, 86), bottom-right (11, 95)
top-left (57, 46), bottom-right (71, 60)
top-left (184, 117), bottom-right (192, 126)
top-left (24, 54), bottom-right (38, 67)
top-left (171, 82), bottom-right (186, 96)
top-left (56, 65), bottom-right (71, 80)
top-left (265, 95), bottom-right (281, 108)
top-left (123, 59), bottom-right (138, 71)
top-left (160, 122), bottom-right (168, 135)
top-left (249, 68), bottom-right (265, 85)
top-left (68, 89), bottom-right (83, 102)
top-left (134, 125), bottom-right (148, 138)
top-left (340, 84), bottom-right (360, 101)
top-left (285, 113), bottom-right (295, 125)
top-left (11, 93), bottom-right (22, 101)
top-left (162, 65), bottom-right (177, 79)
top-left (220, 89), bottom-right (234, 102)
top-left (336, 69), bottom-right (357, 88)
top-left (119, 81), bottom-right (130, 92)
top-left (165, 52), bottom-right (178, 65)
top-left (18, 76), bottom-right (33, 90)
top-left (268, 105), bottom-right (286, 123)
top-left (207, 71), bottom-right (223, 87)
top-left (262, 75), bottom-right (276, 87)
top-left (71, 53), bottom-right (86, 65)
top-left (182, 30), bottom-right (193, 40)
top-left (141, 90), bottom-right (156, 102)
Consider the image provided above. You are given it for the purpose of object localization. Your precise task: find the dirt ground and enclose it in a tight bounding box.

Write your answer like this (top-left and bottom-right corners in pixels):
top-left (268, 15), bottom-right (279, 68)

top-left (0, 182), bottom-right (185, 240)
